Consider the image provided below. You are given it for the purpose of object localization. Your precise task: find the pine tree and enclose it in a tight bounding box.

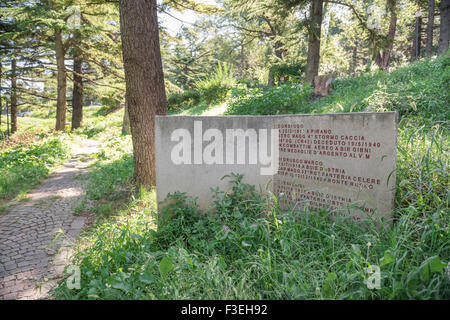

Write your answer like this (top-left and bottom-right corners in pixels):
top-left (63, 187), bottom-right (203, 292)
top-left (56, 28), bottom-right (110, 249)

top-left (119, 0), bottom-right (168, 188)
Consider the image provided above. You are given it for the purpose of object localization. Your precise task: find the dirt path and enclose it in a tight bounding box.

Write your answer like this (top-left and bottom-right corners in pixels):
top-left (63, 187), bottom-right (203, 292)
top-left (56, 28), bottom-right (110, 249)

top-left (0, 139), bottom-right (99, 300)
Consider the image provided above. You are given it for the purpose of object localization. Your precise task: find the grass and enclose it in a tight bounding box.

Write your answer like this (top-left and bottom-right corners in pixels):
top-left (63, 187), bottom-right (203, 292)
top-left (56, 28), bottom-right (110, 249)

top-left (226, 52), bottom-right (449, 123)
top-left (0, 135), bottom-right (71, 201)
top-left (1, 54), bottom-right (444, 299)
top-left (47, 54), bottom-right (450, 300)
top-left (51, 174), bottom-right (449, 299)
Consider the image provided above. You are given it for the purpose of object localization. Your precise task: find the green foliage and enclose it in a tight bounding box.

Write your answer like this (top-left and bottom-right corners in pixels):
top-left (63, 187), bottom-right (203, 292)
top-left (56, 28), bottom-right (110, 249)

top-left (52, 174), bottom-right (449, 300)
top-left (0, 137), bottom-right (70, 199)
top-left (87, 150), bottom-right (133, 201)
top-left (269, 62), bottom-right (305, 83)
top-left (227, 53), bottom-right (450, 121)
top-left (167, 90), bottom-right (202, 112)
top-left (226, 83), bottom-right (313, 115)
top-left (46, 52), bottom-right (449, 301)
top-left (195, 62), bottom-right (236, 105)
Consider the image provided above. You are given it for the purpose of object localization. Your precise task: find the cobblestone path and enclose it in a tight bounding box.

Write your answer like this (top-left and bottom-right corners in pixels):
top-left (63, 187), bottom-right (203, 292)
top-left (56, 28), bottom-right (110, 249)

top-left (0, 139), bottom-right (99, 300)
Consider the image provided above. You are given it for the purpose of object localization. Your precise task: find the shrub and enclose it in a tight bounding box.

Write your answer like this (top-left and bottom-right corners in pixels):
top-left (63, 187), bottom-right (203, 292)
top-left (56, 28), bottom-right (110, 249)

top-left (226, 83), bottom-right (314, 115)
top-left (195, 62), bottom-right (236, 105)
top-left (269, 62), bottom-right (305, 83)
top-left (167, 90), bottom-right (202, 112)
top-left (0, 137), bottom-right (70, 199)
top-left (52, 174), bottom-right (449, 299)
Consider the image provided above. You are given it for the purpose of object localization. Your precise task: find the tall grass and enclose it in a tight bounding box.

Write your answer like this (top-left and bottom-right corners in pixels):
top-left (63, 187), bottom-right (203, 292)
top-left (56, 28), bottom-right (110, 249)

top-left (195, 62), bottom-right (236, 105)
top-left (52, 54), bottom-right (449, 300)
top-left (0, 136), bottom-right (70, 200)
top-left (52, 174), bottom-right (449, 299)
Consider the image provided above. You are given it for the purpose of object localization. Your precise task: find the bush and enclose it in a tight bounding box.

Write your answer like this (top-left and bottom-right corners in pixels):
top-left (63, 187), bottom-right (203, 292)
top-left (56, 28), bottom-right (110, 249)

top-left (167, 90), bottom-right (202, 112)
top-left (269, 62), bottom-right (305, 83)
top-left (195, 62), bottom-right (236, 105)
top-left (51, 54), bottom-right (450, 300)
top-left (226, 83), bottom-right (314, 115)
top-left (52, 174), bottom-right (449, 299)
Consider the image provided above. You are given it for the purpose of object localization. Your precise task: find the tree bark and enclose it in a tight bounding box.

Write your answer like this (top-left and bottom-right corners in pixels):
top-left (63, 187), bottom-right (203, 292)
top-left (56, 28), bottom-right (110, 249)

top-left (350, 39), bottom-right (358, 75)
top-left (426, 0), bottom-right (435, 56)
top-left (239, 38), bottom-right (245, 79)
top-left (268, 40), bottom-right (285, 86)
top-left (55, 28), bottom-right (67, 131)
top-left (119, 0), bottom-right (168, 188)
top-left (0, 61), bottom-right (2, 127)
top-left (411, 11), bottom-right (422, 61)
top-left (380, 0), bottom-right (397, 69)
top-left (11, 59), bottom-right (17, 134)
top-left (305, 0), bottom-right (324, 83)
top-left (71, 43), bottom-right (83, 130)
top-left (438, 0), bottom-right (450, 54)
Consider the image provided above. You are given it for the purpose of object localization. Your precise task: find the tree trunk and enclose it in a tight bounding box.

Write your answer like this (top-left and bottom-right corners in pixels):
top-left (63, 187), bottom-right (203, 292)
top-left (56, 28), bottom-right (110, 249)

top-left (55, 28), bottom-right (67, 131)
top-left (438, 0), bottom-right (450, 54)
top-left (239, 38), bottom-right (245, 79)
top-left (122, 100), bottom-right (130, 135)
top-left (119, 0), bottom-right (168, 188)
top-left (411, 11), bottom-right (422, 61)
top-left (11, 59), bottom-right (17, 134)
top-left (267, 40), bottom-right (285, 86)
top-left (350, 40), bottom-right (358, 75)
top-left (426, 0), bottom-right (435, 56)
top-left (380, 0), bottom-right (397, 69)
top-left (305, 0), bottom-right (324, 83)
top-left (0, 61), bottom-right (2, 127)
top-left (71, 44), bottom-right (83, 130)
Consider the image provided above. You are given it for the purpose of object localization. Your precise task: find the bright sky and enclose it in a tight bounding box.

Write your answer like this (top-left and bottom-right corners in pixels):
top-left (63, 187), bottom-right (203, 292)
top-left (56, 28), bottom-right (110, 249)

top-left (159, 0), bottom-right (219, 35)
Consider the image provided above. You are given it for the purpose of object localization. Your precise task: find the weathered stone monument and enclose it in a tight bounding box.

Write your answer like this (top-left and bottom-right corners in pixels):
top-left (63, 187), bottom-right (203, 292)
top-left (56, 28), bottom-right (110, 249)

top-left (155, 112), bottom-right (398, 221)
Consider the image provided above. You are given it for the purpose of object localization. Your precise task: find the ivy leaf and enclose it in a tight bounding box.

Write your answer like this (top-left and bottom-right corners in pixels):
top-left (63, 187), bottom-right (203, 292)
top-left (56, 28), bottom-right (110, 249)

top-left (111, 282), bottom-right (130, 293)
top-left (139, 271), bottom-right (156, 284)
top-left (419, 256), bottom-right (446, 281)
top-left (380, 250), bottom-right (395, 266)
top-left (159, 256), bottom-right (174, 279)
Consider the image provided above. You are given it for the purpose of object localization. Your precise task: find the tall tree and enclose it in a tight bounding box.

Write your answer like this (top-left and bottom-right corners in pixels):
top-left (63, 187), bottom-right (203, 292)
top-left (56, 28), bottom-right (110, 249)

top-left (224, 0), bottom-right (296, 85)
top-left (10, 58), bottom-right (17, 134)
top-left (379, 0), bottom-right (398, 69)
top-left (71, 32), bottom-right (83, 130)
top-left (425, 0), bottom-right (435, 56)
top-left (438, 0), bottom-right (450, 54)
top-left (411, 7), bottom-right (422, 61)
top-left (54, 27), bottom-right (67, 131)
top-left (305, 0), bottom-right (324, 82)
top-left (0, 60), bottom-right (2, 128)
top-left (119, 0), bottom-right (168, 188)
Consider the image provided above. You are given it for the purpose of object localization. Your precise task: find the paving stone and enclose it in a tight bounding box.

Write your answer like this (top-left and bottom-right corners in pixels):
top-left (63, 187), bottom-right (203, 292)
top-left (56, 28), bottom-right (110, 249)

top-left (70, 217), bottom-right (86, 230)
top-left (0, 139), bottom-right (97, 300)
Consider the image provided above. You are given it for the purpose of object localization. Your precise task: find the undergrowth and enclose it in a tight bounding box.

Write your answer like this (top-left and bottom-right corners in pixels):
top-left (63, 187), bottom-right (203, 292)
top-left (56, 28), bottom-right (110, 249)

top-left (51, 54), bottom-right (449, 300)
top-left (52, 174), bottom-right (449, 300)
top-left (0, 136), bottom-right (70, 200)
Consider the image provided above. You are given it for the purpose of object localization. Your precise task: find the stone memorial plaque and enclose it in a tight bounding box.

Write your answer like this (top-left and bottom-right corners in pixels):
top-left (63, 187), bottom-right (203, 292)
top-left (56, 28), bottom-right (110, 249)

top-left (155, 116), bottom-right (275, 209)
top-left (272, 112), bottom-right (398, 221)
top-left (155, 112), bottom-right (397, 221)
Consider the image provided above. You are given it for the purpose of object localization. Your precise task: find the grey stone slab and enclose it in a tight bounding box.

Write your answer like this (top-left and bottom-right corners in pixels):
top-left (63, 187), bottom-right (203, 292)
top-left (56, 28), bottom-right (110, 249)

top-left (70, 216), bottom-right (86, 230)
top-left (155, 112), bottom-right (398, 221)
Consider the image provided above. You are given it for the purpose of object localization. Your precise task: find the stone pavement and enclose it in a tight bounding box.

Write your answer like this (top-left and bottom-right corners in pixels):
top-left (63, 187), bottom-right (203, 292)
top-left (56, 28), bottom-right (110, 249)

top-left (0, 139), bottom-right (99, 300)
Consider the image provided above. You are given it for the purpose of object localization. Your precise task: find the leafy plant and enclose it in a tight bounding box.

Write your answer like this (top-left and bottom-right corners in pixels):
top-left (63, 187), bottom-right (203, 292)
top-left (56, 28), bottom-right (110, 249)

top-left (195, 62), bottom-right (236, 105)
